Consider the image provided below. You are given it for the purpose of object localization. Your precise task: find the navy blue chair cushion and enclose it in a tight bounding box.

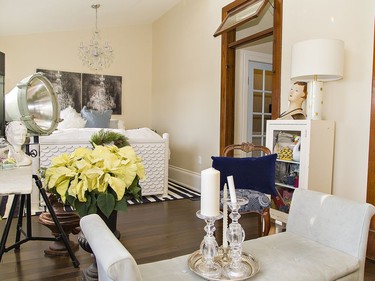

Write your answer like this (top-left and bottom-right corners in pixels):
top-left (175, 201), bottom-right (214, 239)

top-left (211, 153), bottom-right (277, 196)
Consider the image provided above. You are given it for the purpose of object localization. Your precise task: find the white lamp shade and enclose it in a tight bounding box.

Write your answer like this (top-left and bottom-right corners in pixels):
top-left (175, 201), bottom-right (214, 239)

top-left (291, 38), bottom-right (344, 81)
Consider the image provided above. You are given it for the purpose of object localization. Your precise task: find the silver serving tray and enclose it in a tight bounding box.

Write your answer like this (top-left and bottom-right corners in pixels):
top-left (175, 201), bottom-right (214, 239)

top-left (188, 249), bottom-right (260, 281)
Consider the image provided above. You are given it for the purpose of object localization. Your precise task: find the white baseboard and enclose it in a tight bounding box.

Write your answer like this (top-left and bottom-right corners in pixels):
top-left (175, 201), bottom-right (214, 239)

top-left (168, 165), bottom-right (201, 192)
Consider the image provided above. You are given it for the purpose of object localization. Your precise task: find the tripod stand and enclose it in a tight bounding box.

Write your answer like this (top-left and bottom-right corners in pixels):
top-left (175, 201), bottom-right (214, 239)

top-left (0, 168), bottom-right (79, 268)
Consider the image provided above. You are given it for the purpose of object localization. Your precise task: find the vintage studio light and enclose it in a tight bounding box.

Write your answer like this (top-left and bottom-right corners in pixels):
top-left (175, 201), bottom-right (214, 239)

top-left (5, 73), bottom-right (60, 136)
top-left (5, 73), bottom-right (60, 214)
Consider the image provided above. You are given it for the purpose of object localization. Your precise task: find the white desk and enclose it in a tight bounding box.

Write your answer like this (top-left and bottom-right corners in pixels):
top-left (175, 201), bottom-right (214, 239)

top-left (0, 166), bottom-right (33, 195)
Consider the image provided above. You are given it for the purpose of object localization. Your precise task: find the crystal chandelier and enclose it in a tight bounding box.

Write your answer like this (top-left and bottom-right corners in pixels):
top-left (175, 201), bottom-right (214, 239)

top-left (79, 4), bottom-right (113, 72)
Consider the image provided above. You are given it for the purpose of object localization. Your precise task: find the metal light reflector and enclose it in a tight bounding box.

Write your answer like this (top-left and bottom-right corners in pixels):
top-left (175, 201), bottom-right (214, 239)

top-left (5, 73), bottom-right (60, 135)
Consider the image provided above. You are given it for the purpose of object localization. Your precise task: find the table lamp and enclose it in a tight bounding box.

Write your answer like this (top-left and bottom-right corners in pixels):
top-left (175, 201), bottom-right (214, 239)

top-left (291, 38), bottom-right (344, 120)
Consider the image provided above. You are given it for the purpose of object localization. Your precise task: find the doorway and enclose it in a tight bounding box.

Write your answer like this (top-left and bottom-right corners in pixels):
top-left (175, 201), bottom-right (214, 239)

top-left (235, 50), bottom-right (272, 151)
top-left (218, 0), bottom-right (282, 154)
top-left (247, 61), bottom-right (272, 146)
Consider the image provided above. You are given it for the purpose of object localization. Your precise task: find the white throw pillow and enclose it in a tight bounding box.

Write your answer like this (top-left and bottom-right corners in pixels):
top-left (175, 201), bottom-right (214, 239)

top-left (58, 106), bottom-right (87, 129)
top-left (109, 119), bottom-right (126, 130)
top-left (109, 119), bottom-right (119, 129)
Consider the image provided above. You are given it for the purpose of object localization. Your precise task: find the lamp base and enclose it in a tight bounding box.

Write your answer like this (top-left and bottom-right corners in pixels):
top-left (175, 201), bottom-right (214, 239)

top-left (306, 81), bottom-right (323, 120)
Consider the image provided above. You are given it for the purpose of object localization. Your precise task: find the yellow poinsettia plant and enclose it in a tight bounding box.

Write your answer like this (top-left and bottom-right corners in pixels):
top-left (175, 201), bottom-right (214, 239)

top-left (43, 144), bottom-right (145, 218)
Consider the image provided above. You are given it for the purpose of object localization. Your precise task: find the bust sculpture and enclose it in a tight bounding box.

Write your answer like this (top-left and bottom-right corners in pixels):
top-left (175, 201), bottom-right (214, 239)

top-left (278, 82), bottom-right (307, 120)
top-left (5, 121), bottom-right (31, 166)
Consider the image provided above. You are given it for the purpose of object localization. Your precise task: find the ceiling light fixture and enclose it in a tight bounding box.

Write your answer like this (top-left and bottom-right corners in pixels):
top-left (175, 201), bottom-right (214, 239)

top-left (79, 4), bottom-right (113, 72)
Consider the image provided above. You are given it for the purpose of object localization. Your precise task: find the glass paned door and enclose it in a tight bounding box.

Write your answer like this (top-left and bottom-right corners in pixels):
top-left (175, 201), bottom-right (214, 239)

top-left (247, 61), bottom-right (272, 150)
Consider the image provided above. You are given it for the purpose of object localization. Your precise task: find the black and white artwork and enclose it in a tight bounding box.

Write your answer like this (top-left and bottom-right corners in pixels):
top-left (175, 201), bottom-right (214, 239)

top-left (82, 74), bottom-right (122, 114)
top-left (37, 69), bottom-right (82, 113)
top-left (36, 69), bottom-right (122, 114)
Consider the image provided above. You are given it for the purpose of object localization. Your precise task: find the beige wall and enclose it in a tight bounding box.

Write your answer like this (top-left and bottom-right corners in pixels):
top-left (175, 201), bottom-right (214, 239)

top-left (1, 0), bottom-right (374, 201)
top-left (152, 0), bottom-right (232, 176)
top-left (154, 0), bottom-right (375, 201)
top-left (282, 0), bottom-right (375, 201)
top-left (0, 25), bottom-right (153, 129)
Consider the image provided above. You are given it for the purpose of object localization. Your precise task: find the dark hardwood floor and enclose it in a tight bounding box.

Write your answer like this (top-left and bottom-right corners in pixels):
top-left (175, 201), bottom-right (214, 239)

top-left (0, 198), bottom-right (375, 280)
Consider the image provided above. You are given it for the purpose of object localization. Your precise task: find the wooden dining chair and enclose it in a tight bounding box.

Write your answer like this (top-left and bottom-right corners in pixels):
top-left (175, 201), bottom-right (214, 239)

top-left (212, 142), bottom-right (277, 237)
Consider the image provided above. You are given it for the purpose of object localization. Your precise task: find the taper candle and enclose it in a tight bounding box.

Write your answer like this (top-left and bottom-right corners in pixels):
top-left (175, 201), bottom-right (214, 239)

top-left (222, 183), bottom-right (228, 249)
top-left (200, 167), bottom-right (220, 217)
top-left (227, 175), bottom-right (237, 203)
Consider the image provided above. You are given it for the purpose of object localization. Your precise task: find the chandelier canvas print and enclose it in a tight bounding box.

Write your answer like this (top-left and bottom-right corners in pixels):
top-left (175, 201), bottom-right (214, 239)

top-left (36, 69), bottom-right (122, 115)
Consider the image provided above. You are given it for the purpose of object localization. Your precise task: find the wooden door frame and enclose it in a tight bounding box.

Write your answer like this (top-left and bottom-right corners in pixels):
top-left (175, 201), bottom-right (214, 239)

top-left (219, 0), bottom-right (282, 154)
top-left (367, 23), bottom-right (375, 206)
top-left (366, 21), bottom-right (375, 260)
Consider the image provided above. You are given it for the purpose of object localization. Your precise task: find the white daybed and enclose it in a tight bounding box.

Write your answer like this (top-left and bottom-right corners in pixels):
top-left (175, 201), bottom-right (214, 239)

top-left (38, 127), bottom-right (169, 196)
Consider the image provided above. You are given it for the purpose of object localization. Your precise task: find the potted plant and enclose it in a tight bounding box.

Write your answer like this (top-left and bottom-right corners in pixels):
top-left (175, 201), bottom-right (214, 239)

top-left (42, 130), bottom-right (145, 222)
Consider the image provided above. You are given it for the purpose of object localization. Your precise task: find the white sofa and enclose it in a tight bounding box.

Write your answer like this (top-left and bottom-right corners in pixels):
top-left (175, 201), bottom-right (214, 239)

top-left (80, 189), bottom-right (375, 281)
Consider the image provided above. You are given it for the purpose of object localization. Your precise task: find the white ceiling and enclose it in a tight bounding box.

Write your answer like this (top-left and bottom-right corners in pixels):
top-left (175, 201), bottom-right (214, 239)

top-left (0, 0), bottom-right (180, 36)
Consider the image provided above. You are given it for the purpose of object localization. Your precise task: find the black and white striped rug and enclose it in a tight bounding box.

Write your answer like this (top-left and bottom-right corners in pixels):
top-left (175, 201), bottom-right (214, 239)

top-left (127, 180), bottom-right (200, 205)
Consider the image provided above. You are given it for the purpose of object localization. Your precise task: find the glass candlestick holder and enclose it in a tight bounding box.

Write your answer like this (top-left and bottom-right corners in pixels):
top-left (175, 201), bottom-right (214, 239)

top-left (224, 197), bottom-right (251, 279)
top-left (196, 210), bottom-right (223, 278)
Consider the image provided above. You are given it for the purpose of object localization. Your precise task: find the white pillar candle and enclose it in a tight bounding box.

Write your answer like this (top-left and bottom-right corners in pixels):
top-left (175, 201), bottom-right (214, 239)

top-left (222, 183), bottom-right (228, 249)
top-left (227, 175), bottom-right (237, 203)
top-left (200, 167), bottom-right (220, 217)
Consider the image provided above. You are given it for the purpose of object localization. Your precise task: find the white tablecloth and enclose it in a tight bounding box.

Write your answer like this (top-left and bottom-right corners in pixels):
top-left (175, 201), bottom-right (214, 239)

top-left (0, 166), bottom-right (33, 195)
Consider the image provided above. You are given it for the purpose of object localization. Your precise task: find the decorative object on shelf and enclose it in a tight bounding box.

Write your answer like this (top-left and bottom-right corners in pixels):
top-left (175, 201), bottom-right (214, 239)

top-left (291, 38), bottom-right (344, 120)
top-left (273, 131), bottom-right (294, 161)
top-left (79, 4), bottom-right (113, 72)
top-left (292, 136), bottom-right (301, 162)
top-left (278, 82), bottom-right (307, 120)
top-left (0, 157), bottom-right (16, 170)
top-left (281, 173), bottom-right (296, 186)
